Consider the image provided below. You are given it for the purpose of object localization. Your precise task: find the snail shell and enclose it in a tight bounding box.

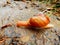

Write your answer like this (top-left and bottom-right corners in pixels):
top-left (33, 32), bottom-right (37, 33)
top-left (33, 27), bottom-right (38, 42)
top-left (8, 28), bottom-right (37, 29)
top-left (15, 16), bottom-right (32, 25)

top-left (29, 15), bottom-right (50, 28)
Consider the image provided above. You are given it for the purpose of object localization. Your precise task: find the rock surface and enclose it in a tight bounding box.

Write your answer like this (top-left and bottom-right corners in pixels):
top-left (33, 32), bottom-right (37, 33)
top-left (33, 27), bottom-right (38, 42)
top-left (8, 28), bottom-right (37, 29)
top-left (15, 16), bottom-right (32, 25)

top-left (0, 1), bottom-right (60, 45)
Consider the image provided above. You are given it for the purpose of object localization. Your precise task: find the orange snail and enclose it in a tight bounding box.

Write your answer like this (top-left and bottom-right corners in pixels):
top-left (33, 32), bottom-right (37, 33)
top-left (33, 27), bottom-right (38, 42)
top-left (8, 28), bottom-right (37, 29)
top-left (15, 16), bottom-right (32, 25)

top-left (16, 13), bottom-right (53, 28)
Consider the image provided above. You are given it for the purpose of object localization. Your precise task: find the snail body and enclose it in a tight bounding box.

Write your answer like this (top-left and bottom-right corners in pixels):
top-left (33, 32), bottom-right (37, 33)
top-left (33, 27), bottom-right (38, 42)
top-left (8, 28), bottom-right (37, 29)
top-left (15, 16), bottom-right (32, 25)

top-left (16, 14), bottom-right (51, 28)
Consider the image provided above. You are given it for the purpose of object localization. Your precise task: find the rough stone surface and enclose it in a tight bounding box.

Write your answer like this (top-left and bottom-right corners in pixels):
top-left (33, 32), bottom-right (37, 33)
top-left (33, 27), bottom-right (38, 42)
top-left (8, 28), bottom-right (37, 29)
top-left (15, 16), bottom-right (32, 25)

top-left (0, 1), bottom-right (60, 45)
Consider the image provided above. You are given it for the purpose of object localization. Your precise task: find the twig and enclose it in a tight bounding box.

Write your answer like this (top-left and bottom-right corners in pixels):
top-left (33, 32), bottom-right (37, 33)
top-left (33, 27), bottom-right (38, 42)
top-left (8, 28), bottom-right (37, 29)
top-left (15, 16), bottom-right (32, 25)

top-left (0, 23), bottom-right (12, 30)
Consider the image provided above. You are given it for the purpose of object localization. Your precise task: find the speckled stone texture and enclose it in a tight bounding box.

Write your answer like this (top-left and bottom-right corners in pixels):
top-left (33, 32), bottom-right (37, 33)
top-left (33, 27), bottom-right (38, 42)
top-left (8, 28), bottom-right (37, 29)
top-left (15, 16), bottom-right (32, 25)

top-left (0, 1), bottom-right (60, 45)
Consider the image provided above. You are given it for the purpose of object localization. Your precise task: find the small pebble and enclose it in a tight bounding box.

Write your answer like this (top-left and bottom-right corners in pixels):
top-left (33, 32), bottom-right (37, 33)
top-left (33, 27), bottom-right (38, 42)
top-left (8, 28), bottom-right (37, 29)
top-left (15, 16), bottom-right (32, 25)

top-left (36, 5), bottom-right (39, 7)
top-left (56, 17), bottom-right (60, 21)
top-left (32, 3), bottom-right (36, 5)
top-left (25, 6), bottom-right (28, 9)
top-left (58, 36), bottom-right (60, 41)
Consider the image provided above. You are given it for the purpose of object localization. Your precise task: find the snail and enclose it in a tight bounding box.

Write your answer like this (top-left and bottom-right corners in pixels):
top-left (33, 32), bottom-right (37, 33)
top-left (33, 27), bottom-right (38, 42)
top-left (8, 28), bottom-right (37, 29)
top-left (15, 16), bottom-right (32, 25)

top-left (16, 14), bottom-right (54, 28)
